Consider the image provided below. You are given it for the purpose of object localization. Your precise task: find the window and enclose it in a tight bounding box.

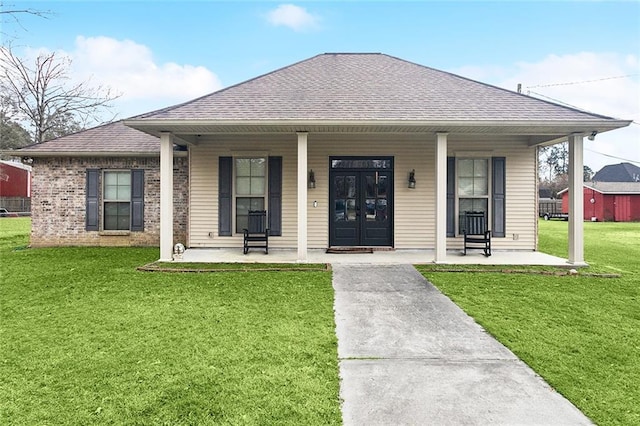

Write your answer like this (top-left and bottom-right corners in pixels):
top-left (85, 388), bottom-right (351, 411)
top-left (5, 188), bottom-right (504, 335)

top-left (457, 158), bottom-right (489, 233)
top-left (104, 171), bottom-right (131, 230)
top-left (235, 158), bottom-right (266, 233)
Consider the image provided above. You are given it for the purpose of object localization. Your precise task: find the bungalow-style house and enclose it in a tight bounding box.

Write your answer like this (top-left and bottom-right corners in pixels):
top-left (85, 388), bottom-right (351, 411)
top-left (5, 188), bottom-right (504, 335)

top-left (559, 182), bottom-right (640, 222)
top-left (16, 53), bottom-right (631, 264)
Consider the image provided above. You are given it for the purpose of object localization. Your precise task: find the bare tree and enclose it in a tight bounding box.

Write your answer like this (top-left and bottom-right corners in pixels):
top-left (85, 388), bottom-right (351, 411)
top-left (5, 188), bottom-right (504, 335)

top-left (1, 2), bottom-right (52, 36)
top-left (0, 45), bottom-right (119, 143)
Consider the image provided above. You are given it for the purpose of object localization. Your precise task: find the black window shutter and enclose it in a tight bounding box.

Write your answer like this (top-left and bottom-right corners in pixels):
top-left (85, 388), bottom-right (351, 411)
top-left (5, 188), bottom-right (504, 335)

top-left (86, 169), bottom-right (99, 231)
top-left (218, 157), bottom-right (233, 236)
top-left (492, 157), bottom-right (506, 238)
top-left (131, 169), bottom-right (144, 232)
top-left (268, 156), bottom-right (282, 236)
top-left (446, 157), bottom-right (455, 237)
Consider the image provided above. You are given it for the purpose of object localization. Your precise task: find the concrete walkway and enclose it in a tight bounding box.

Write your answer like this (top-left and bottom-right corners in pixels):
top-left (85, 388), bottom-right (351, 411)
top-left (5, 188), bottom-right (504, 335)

top-left (333, 264), bottom-right (592, 425)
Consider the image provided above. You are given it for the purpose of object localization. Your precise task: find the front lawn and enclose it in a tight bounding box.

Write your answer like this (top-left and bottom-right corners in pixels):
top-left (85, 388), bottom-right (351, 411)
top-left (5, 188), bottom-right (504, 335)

top-left (0, 218), bottom-right (341, 425)
top-left (418, 220), bottom-right (640, 426)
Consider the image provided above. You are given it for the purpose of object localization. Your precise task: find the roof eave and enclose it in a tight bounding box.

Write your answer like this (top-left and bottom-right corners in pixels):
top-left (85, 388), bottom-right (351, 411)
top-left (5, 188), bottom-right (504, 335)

top-left (10, 150), bottom-right (187, 158)
top-left (125, 118), bottom-right (632, 136)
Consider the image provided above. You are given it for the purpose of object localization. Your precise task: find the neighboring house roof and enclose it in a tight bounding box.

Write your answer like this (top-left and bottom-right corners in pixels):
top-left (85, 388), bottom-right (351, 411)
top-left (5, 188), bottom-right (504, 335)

top-left (592, 162), bottom-right (640, 182)
top-left (127, 53), bottom-right (630, 140)
top-left (558, 182), bottom-right (640, 195)
top-left (538, 188), bottom-right (553, 199)
top-left (13, 121), bottom-right (163, 157)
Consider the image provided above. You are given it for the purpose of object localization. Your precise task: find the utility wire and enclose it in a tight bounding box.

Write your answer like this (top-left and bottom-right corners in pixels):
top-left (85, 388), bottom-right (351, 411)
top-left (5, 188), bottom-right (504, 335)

top-left (526, 74), bottom-right (640, 89)
top-left (528, 91), bottom-right (639, 121)
top-left (527, 90), bottom-right (592, 112)
top-left (584, 148), bottom-right (640, 165)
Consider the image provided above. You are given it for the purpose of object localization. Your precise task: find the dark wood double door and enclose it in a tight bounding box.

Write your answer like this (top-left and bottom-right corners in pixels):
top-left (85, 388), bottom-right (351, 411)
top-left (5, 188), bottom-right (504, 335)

top-left (329, 158), bottom-right (393, 247)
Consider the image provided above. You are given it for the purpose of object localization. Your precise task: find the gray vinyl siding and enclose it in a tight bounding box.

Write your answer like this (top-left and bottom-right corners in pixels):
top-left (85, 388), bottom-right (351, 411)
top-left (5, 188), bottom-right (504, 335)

top-left (188, 133), bottom-right (537, 250)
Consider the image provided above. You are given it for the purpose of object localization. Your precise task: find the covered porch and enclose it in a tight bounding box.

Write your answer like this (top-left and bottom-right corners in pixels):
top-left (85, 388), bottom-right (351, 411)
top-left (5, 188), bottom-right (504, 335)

top-left (177, 247), bottom-right (572, 267)
top-left (124, 54), bottom-right (631, 267)
top-left (150, 130), bottom-right (591, 266)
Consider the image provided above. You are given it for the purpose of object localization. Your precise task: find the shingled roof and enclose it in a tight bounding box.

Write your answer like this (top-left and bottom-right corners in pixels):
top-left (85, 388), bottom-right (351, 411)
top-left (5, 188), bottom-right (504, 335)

top-left (592, 162), bottom-right (640, 182)
top-left (131, 53), bottom-right (622, 122)
top-left (14, 121), bottom-right (160, 156)
top-left (559, 182), bottom-right (640, 195)
top-left (13, 53), bottom-right (632, 157)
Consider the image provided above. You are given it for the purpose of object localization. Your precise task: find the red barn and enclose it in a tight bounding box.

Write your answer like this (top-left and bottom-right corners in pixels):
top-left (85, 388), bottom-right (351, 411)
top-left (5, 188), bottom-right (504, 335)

top-left (0, 160), bottom-right (32, 213)
top-left (559, 182), bottom-right (640, 222)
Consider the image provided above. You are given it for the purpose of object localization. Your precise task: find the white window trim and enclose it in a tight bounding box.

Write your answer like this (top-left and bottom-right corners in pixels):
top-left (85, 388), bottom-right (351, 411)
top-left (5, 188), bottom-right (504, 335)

top-left (455, 157), bottom-right (492, 236)
top-left (102, 169), bottom-right (132, 232)
top-left (233, 156), bottom-right (268, 235)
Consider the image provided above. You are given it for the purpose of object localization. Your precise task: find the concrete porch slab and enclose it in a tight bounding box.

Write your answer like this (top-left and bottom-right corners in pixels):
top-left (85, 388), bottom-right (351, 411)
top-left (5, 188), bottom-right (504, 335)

top-left (177, 248), bottom-right (572, 266)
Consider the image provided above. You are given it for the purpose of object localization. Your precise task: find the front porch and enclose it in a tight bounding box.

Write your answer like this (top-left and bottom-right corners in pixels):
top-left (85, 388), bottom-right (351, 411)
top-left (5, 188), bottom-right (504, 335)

top-left (177, 248), bottom-right (573, 266)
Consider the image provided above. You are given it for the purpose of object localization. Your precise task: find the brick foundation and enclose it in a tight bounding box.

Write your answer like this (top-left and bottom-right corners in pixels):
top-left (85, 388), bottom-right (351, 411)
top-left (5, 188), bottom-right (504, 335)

top-left (30, 156), bottom-right (188, 247)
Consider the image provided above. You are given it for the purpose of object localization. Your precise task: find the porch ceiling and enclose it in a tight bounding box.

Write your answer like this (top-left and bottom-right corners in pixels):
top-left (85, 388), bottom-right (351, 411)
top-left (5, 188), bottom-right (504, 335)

top-left (124, 119), bottom-right (630, 146)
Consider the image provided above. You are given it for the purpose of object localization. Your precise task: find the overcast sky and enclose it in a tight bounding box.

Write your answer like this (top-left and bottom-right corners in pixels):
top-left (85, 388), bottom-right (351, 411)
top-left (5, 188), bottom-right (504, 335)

top-left (3, 1), bottom-right (639, 171)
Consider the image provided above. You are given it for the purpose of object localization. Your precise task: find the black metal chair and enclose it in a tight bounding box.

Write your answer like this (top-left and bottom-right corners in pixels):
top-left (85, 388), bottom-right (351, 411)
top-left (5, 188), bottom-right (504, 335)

top-left (462, 211), bottom-right (491, 256)
top-left (243, 210), bottom-right (269, 254)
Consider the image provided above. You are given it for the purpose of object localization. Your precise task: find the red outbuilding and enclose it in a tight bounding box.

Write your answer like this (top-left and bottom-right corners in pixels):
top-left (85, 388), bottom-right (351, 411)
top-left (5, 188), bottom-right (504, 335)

top-left (559, 182), bottom-right (640, 222)
top-left (0, 160), bottom-right (32, 213)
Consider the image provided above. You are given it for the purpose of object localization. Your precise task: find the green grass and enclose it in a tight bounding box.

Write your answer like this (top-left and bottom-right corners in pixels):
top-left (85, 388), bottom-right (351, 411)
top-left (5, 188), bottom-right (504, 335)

top-left (417, 220), bottom-right (640, 426)
top-left (144, 262), bottom-right (329, 272)
top-left (0, 218), bottom-right (341, 425)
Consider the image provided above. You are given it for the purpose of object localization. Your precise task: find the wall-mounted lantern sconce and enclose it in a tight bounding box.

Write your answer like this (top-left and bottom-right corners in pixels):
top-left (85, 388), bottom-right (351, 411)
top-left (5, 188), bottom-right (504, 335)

top-left (408, 169), bottom-right (416, 189)
top-left (308, 169), bottom-right (316, 189)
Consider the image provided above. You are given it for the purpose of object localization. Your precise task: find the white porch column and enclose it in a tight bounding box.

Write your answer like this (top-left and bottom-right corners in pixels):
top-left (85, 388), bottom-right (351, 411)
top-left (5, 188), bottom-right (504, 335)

top-left (297, 132), bottom-right (308, 262)
top-left (435, 132), bottom-right (448, 263)
top-left (568, 134), bottom-right (586, 265)
top-left (159, 132), bottom-right (174, 261)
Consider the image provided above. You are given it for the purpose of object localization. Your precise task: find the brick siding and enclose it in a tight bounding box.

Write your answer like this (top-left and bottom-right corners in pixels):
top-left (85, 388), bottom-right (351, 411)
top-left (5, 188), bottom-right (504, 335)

top-left (30, 156), bottom-right (188, 247)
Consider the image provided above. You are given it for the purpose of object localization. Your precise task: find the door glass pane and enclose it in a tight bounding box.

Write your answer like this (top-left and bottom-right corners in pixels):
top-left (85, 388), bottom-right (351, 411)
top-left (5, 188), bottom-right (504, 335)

top-left (378, 175), bottom-right (388, 198)
top-left (335, 176), bottom-right (345, 198)
top-left (335, 199), bottom-right (346, 221)
top-left (365, 199), bottom-right (376, 220)
top-left (346, 199), bottom-right (356, 221)
top-left (346, 176), bottom-right (356, 198)
top-left (331, 159), bottom-right (392, 169)
top-left (376, 199), bottom-right (388, 221)
top-left (365, 175), bottom-right (375, 198)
